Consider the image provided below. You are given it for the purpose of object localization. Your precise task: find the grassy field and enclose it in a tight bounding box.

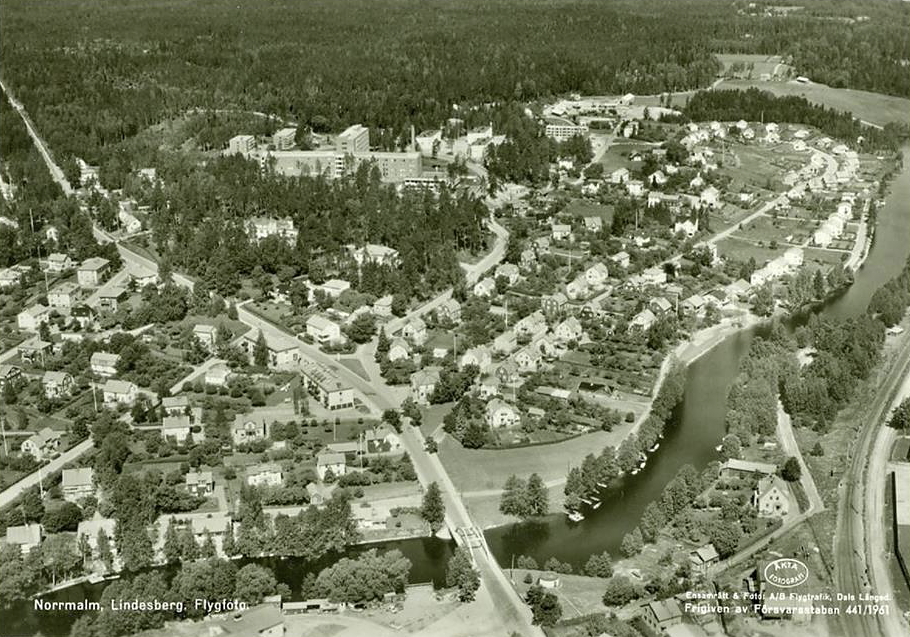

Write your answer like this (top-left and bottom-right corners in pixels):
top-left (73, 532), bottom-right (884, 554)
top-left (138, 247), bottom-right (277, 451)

top-left (714, 236), bottom-right (781, 265)
top-left (716, 53), bottom-right (789, 80)
top-left (717, 79), bottom-right (910, 128)
top-left (731, 214), bottom-right (813, 246)
top-left (597, 142), bottom-right (650, 172)
top-left (563, 200), bottom-right (614, 226)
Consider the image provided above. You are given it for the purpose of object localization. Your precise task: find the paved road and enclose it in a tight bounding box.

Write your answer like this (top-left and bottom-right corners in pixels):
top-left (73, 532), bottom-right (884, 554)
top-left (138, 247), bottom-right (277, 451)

top-left (776, 400), bottom-right (824, 514)
top-left (117, 242), bottom-right (196, 291)
top-left (835, 326), bottom-right (910, 637)
top-left (0, 78), bottom-right (74, 196)
top-left (168, 357), bottom-right (226, 396)
top-left (0, 439), bottom-right (94, 508)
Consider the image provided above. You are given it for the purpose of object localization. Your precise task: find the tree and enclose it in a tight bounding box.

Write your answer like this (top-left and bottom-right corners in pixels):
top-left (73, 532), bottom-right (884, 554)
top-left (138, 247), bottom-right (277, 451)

top-left (810, 440), bottom-right (825, 456)
top-left (638, 502), bottom-right (666, 543)
top-left (446, 548), bottom-right (480, 602)
top-left (345, 312), bottom-right (376, 343)
top-left (420, 482), bottom-right (446, 534)
top-left (601, 575), bottom-right (638, 607)
top-left (40, 534), bottom-right (81, 587)
top-left (499, 475), bottom-right (529, 518)
top-left (163, 519), bottom-right (181, 564)
top-left (584, 551), bottom-right (614, 578)
top-left (620, 527), bottom-right (643, 557)
top-left (888, 397), bottom-right (910, 430)
top-left (525, 473), bottom-right (549, 517)
top-left (234, 564), bottom-right (279, 604)
top-left (315, 549), bottom-right (410, 603)
top-left (708, 519), bottom-right (743, 558)
top-left (526, 584), bottom-right (563, 626)
top-left (41, 501), bottom-right (83, 533)
top-left (97, 528), bottom-right (114, 572)
top-left (253, 330), bottom-right (269, 367)
top-left (719, 433), bottom-right (742, 460)
top-left (781, 456), bottom-right (801, 482)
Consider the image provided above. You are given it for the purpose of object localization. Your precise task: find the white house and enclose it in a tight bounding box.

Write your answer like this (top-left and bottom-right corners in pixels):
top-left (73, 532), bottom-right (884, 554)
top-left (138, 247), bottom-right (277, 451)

top-left (90, 352), bottom-right (120, 377)
top-left (306, 314), bottom-right (343, 345)
top-left (42, 371), bottom-right (74, 399)
top-left (62, 467), bottom-right (95, 503)
top-left (401, 318), bottom-right (427, 345)
top-left (630, 308), bottom-right (657, 331)
top-left (610, 251), bottom-right (631, 268)
top-left (205, 363), bottom-right (232, 387)
top-left (77, 257), bottom-right (110, 287)
top-left (626, 180), bottom-right (645, 197)
top-left (485, 399), bottom-right (520, 428)
top-left (45, 253), bottom-right (74, 273)
top-left (460, 346), bottom-right (493, 372)
top-left (610, 167), bottom-right (630, 184)
top-left (674, 219), bottom-right (698, 238)
top-left (193, 324), bottom-right (218, 351)
top-left (494, 263), bottom-right (521, 286)
top-left (21, 428), bottom-right (61, 461)
top-left (473, 277), bottom-right (497, 298)
top-left (554, 316), bottom-right (583, 342)
top-left (584, 262), bottom-right (609, 288)
top-left (316, 453), bottom-right (347, 481)
top-left (232, 414), bottom-right (268, 446)
top-left (551, 224), bottom-right (572, 241)
top-left (565, 274), bottom-right (588, 301)
top-left (5, 524), bottom-right (43, 554)
top-left (700, 186), bottom-right (720, 208)
top-left (387, 338), bottom-right (412, 362)
top-left (102, 379), bottom-right (139, 406)
top-left (247, 462), bottom-right (283, 488)
top-left (410, 367), bottom-right (440, 405)
top-left (752, 475), bottom-right (791, 518)
top-left (17, 304), bottom-right (49, 332)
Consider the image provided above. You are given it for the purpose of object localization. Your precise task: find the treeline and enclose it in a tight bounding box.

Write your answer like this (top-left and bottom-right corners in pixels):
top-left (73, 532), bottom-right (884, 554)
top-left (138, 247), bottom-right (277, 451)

top-left (563, 364), bottom-right (687, 509)
top-left (127, 156), bottom-right (483, 300)
top-left (682, 88), bottom-right (908, 152)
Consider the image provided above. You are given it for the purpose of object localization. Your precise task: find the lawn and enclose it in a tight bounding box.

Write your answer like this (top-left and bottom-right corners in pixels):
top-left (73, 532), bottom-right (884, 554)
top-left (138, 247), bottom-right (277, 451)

top-left (717, 79), bottom-right (910, 128)
top-left (731, 214), bottom-right (814, 246)
top-left (714, 236), bottom-right (780, 266)
top-left (715, 53), bottom-right (789, 80)
top-left (563, 200), bottom-right (614, 227)
top-left (597, 142), bottom-right (650, 172)
top-left (337, 358), bottom-right (370, 382)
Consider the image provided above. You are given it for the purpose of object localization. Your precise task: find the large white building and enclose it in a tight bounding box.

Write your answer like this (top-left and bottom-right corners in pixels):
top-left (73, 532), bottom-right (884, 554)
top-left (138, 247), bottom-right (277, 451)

top-left (273, 127), bottom-right (297, 150)
top-left (228, 134), bottom-right (255, 155)
top-left (545, 119), bottom-right (588, 142)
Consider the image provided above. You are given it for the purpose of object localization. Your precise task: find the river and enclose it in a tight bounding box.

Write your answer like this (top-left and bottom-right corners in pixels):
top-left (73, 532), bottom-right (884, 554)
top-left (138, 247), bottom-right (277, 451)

top-left (6, 152), bottom-right (908, 637)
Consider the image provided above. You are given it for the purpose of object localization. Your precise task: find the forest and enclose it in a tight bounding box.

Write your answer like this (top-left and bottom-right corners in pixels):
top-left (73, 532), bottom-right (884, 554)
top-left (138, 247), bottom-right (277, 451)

top-left (1, 0), bottom-right (908, 181)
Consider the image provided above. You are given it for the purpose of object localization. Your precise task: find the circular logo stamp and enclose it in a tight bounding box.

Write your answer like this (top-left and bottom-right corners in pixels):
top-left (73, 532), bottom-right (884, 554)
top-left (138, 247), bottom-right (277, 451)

top-left (764, 558), bottom-right (809, 588)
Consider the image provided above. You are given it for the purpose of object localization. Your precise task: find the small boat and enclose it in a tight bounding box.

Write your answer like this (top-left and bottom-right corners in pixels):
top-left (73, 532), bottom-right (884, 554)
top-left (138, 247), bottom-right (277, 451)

top-left (648, 443), bottom-right (660, 452)
top-left (580, 497), bottom-right (593, 505)
top-left (639, 460), bottom-right (647, 469)
top-left (631, 468), bottom-right (640, 475)
top-left (596, 481), bottom-right (608, 488)
top-left (714, 444), bottom-right (723, 452)
top-left (567, 510), bottom-right (585, 522)
top-left (592, 500), bottom-right (602, 509)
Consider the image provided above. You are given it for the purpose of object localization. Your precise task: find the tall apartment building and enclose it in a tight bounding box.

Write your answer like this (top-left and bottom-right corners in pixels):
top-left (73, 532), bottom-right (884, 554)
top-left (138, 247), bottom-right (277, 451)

top-left (336, 124), bottom-right (370, 154)
top-left (273, 128), bottom-right (297, 150)
top-left (228, 134), bottom-right (256, 155)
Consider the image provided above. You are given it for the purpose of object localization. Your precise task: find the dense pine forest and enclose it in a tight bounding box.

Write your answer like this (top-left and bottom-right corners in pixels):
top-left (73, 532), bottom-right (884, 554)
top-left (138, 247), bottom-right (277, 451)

top-left (1, 0), bottom-right (908, 172)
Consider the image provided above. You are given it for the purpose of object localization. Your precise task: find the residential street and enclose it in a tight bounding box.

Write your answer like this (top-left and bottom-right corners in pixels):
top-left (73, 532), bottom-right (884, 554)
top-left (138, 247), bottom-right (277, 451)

top-left (0, 439), bottom-right (94, 509)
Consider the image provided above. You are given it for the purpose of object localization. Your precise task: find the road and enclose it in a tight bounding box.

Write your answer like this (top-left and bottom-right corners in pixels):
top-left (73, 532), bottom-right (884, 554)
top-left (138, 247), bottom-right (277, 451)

top-left (236, 301), bottom-right (540, 635)
top-left (0, 78), bottom-right (74, 196)
top-left (0, 439), bottom-right (94, 508)
top-left (835, 326), bottom-right (910, 637)
top-left (776, 399), bottom-right (824, 514)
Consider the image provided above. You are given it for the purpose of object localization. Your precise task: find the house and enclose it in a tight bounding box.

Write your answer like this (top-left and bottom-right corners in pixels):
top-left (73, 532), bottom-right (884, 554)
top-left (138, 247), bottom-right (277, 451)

top-left (46, 253), bottom-right (74, 273)
top-left (473, 277), bottom-right (497, 298)
top-left (348, 244), bottom-right (400, 267)
top-left (649, 297), bottom-right (673, 316)
top-left (674, 219), bottom-right (698, 238)
top-left (18, 338), bottom-right (51, 365)
top-left (626, 179), bottom-right (645, 197)
top-left (460, 345), bottom-right (493, 372)
top-left (387, 338), bottom-right (411, 362)
top-left (102, 379), bottom-right (139, 406)
top-left (520, 249), bottom-right (537, 270)
top-left (305, 482), bottom-right (335, 506)
top-left (77, 515), bottom-right (118, 566)
top-left (205, 363), bottom-right (232, 387)
top-left (47, 282), bottom-right (81, 310)
top-left (316, 452), bottom-right (347, 481)
top-left (232, 414), bottom-right (269, 446)
top-left (410, 367), bottom-right (440, 404)
top-left (306, 315), bottom-right (343, 345)
top-left (636, 266), bottom-right (668, 287)
top-left (0, 267), bottom-right (23, 288)
top-left (364, 425), bottom-right (402, 454)
top-left (583, 216), bottom-right (603, 233)
top-left (127, 262), bottom-right (158, 288)
top-left (513, 311), bottom-right (547, 338)
top-left (584, 262), bottom-right (609, 288)
top-left (753, 475), bottom-right (791, 518)
top-left (372, 295), bottom-right (394, 317)
top-left (89, 352), bottom-right (120, 377)
top-left (0, 364), bottom-right (22, 389)
top-left (554, 316), bottom-right (583, 342)
top-left (681, 294), bottom-right (707, 314)
top-left (610, 167), bottom-right (630, 184)
top-left (648, 170), bottom-right (667, 186)
top-left (61, 467), bottom-right (95, 503)
top-left (530, 334), bottom-right (561, 359)
top-left (163, 412), bottom-right (204, 444)
top-left (97, 286), bottom-right (128, 311)
top-left (247, 463), bottom-right (284, 488)
top-left (541, 292), bottom-right (568, 317)
top-left (161, 395), bottom-right (189, 417)
top-left (300, 360), bottom-right (354, 410)
top-left (700, 186), bottom-right (720, 208)
top-left (492, 360), bottom-right (520, 385)
top-left (42, 371), bottom-right (75, 399)
top-left (21, 428), bottom-right (61, 460)
top-left (401, 318), bottom-right (427, 345)
top-left (193, 324), bottom-right (218, 351)
top-left (513, 346), bottom-right (542, 373)
top-left (17, 304), bottom-right (49, 332)
top-left (566, 274), bottom-right (588, 301)
top-left (317, 279), bottom-right (350, 298)
top-left (551, 223), bottom-right (572, 241)
top-left (477, 374), bottom-right (501, 399)
top-left (247, 217), bottom-right (299, 245)
top-left (241, 328), bottom-right (300, 369)
top-left (720, 458), bottom-right (778, 478)
top-left (640, 599), bottom-right (683, 633)
top-left (437, 298), bottom-right (462, 323)
top-left (725, 279), bottom-right (752, 302)
top-left (689, 543), bottom-right (720, 571)
top-left (185, 471), bottom-right (214, 496)
top-left (630, 308), bottom-right (657, 331)
top-left (5, 524), bottom-right (43, 553)
top-left (610, 251), bottom-right (631, 268)
top-left (494, 263), bottom-right (521, 286)
top-left (485, 399), bottom-right (520, 428)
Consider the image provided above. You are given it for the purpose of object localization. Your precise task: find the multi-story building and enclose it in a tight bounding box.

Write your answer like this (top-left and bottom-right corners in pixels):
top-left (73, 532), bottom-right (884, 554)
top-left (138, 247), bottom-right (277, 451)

top-left (336, 124), bottom-right (370, 154)
top-left (301, 360), bottom-right (354, 410)
top-left (246, 217), bottom-right (298, 245)
top-left (231, 414), bottom-right (268, 446)
top-left (77, 257), bottom-right (110, 287)
top-left (21, 428), bottom-right (61, 460)
top-left (241, 328), bottom-right (300, 369)
top-left (228, 134), bottom-right (255, 155)
top-left (62, 467), bottom-right (95, 503)
top-left (272, 127), bottom-right (297, 150)
top-left (544, 119), bottom-right (588, 142)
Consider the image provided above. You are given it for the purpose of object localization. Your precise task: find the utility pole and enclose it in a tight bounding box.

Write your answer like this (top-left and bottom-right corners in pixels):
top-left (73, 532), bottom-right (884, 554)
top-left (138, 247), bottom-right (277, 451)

top-left (0, 414), bottom-right (8, 455)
